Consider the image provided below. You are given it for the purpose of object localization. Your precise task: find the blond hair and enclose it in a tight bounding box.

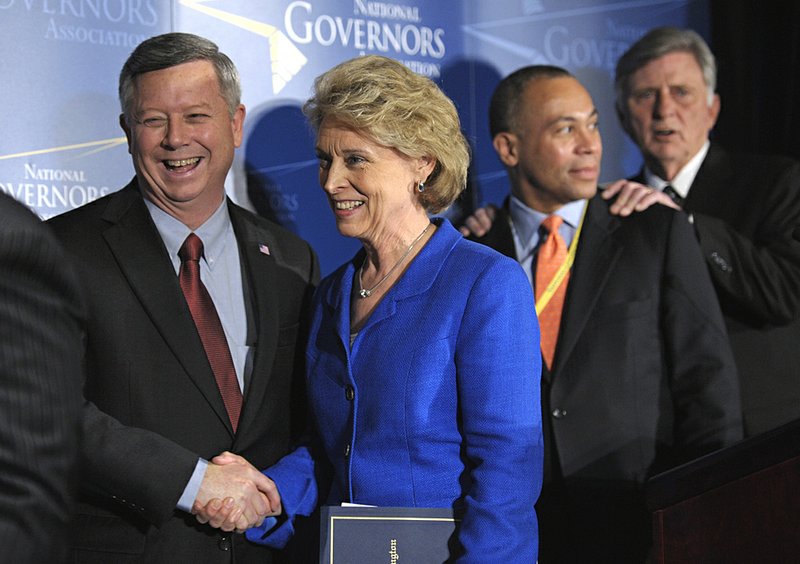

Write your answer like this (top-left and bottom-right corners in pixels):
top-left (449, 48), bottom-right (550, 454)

top-left (303, 55), bottom-right (470, 213)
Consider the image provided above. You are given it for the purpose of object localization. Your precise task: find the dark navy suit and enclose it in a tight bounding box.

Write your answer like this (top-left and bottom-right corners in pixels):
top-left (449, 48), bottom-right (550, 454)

top-left (634, 143), bottom-right (800, 437)
top-left (48, 181), bottom-right (318, 563)
top-left (472, 194), bottom-right (742, 563)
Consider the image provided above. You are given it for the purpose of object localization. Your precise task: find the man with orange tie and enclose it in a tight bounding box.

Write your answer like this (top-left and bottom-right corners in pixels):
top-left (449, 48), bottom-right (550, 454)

top-left (469, 65), bottom-right (742, 563)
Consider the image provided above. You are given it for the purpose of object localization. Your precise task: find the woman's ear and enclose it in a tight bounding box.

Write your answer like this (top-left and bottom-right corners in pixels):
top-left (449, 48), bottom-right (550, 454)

top-left (417, 155), bottom-right (437, 182)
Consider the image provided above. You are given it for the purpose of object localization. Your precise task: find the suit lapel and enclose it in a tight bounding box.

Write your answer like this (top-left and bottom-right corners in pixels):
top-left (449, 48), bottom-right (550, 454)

top-left (228, 204), bottom-right (280, 440)
top-left (320, 257), bottom-right (359, 366)
top-left (474, 197), bottom-right (621, 381)
top-left (684, 144), bottom-right (732, 213)
top-left (631, 144), bottom-right (732, 217)
top-left (551, 196), bottom-right (622, 377)
top-left (101, 183), bottom-right (233, 433)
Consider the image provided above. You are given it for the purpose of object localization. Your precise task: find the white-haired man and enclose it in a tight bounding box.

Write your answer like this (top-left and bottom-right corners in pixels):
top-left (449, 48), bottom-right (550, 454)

top-left (606, 26), bottom-right (800, 437)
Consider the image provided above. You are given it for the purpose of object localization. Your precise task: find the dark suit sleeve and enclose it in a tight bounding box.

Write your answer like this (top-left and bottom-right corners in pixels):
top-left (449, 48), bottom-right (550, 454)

top-left (662, 211), bottom-right (743, 458)
top-left (0, 196), bottom-right (83, 563)
top-left (693, 161), bottom-right (800, 325)
top-left (78, 401), bottom-right (201, 525)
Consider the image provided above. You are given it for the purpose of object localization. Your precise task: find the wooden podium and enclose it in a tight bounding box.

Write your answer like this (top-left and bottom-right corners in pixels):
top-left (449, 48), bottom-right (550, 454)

top-left (646, 418), bottom-right (800, 562)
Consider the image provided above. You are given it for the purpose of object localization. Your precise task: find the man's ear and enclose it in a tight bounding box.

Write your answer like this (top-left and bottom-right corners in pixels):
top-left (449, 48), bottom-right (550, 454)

top-left (231, 104), bottom-right (246, 148)
top-left (708, 93), bottom-right (721, 130)
top-left (119, 114), bottom-right (133, 155)
top-left (493, 132), bottom-right (519, 167)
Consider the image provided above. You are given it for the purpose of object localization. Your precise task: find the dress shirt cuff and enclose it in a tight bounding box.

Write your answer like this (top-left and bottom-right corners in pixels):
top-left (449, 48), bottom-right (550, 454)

top-left (176, 458), bottom-right (208, 513)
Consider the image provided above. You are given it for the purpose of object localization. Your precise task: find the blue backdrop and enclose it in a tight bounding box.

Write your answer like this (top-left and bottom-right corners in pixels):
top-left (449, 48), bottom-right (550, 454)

top-left (0, 0), bottom-right (708, 275)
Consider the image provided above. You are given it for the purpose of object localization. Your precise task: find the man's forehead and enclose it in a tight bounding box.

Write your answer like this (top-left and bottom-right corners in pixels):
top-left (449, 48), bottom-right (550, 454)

top-left (132, 62), bottom-right (224, 106)
top-left (631, 51), bottom-right (704, 84)
top-left (546, 107), bottom-right (598, 126)
top-left (527, 79), bottom-right (595, 119)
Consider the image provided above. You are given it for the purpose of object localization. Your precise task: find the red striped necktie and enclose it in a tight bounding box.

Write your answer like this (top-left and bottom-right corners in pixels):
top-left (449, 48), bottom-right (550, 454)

top-left (178, 233), bottom-right (242, 432)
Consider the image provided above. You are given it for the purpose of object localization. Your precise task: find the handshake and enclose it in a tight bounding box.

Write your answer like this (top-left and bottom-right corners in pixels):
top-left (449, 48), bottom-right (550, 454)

top-left (192, 451), bottom-right (281, 533)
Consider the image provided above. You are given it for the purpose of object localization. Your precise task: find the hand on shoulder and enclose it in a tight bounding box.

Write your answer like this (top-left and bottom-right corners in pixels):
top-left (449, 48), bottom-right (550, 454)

top-left (602, 179), bottom-right (681, 216)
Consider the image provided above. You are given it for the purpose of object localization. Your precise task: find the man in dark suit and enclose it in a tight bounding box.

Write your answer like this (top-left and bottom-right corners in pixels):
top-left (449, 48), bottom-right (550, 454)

top-left (0, 193), bottom-right (83, 563)
top-left (604, 27), bottom-right (800, 437)
top-left (47, 33), bottom-right (318, 562)
top-left (471, 65), bottom-right (741, 563)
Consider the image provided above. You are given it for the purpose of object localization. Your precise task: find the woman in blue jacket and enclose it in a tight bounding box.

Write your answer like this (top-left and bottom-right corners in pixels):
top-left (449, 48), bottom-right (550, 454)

top-left (200, 55), bottom-right (542, 562)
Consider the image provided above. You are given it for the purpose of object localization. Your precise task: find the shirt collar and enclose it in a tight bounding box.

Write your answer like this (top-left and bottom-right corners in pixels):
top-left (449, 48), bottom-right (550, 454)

top-left (644, 140), bottom-right (709, 198)
top-left (509, 195), bottom-right (586, 252)
top-left (144, 197), bottom-right (232, 273)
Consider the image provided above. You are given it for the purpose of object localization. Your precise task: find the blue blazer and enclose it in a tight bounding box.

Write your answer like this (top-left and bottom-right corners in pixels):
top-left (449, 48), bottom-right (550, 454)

top-left (252, 219), bottom-right (543, 562)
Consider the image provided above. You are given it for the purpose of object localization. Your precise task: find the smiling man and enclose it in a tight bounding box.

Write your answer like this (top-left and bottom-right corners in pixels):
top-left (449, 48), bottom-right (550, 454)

top-left (470, 65), bottom-right (742, 563)
top-left (47, 33), bottom-right (318, 563)
top-left (606, 27), bottom-right (800, 438)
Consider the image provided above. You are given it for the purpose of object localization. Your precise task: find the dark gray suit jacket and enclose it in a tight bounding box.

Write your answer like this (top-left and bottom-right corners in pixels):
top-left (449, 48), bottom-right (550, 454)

top-left (48, 181), bottom-right (319, 563)
top-left (633, 143), bottom-right (800, 436)
top-left (0, 192), bottom-right (83, 563)
top-left (471, 193), bottom-right (742, 563)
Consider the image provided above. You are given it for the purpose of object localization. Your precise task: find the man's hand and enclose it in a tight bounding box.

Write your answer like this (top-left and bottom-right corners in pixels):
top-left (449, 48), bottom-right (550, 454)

top-left (458, 205), bottom-right (498, 237)
top-left (192, 452), bottom-right (282, 533)
top-left (602, 179), bottom-right (681, 216)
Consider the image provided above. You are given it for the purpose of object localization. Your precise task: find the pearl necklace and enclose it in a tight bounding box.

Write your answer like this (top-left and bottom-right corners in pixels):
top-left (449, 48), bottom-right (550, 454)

top-left (358, 223), bottom-right (431, 299)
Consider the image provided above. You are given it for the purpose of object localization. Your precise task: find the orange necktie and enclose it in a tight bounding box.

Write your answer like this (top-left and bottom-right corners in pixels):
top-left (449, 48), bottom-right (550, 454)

top-left (535, 215), bottom-right (569, 370)
top-left (179, 233), bottom-right (243, 432)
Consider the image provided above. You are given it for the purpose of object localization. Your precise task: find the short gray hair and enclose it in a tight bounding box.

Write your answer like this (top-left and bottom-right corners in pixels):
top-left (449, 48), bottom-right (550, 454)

top-left (119, 32), bottom-right (241, 123)
top-left (615, 26), bottom-right (716, 117)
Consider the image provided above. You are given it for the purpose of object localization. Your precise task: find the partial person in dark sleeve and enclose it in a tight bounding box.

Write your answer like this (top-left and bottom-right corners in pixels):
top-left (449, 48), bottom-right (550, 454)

top-left (0, 192), bottom-right (84, 563)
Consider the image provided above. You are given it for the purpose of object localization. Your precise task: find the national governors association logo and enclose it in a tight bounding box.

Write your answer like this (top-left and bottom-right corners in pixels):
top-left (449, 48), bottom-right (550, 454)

top-left (0, 0), bottom-right (159, 48)
top-left (283, 0), bottom-right (447, 78)
top-left (180, 0), bottom-right (449, 91)
top-left (0, 141), bottom-right (123, 219)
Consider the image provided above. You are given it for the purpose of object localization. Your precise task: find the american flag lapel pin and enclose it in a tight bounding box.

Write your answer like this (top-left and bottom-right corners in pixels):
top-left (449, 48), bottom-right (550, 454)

top-left (259, 243), bottom-right (270, 256)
